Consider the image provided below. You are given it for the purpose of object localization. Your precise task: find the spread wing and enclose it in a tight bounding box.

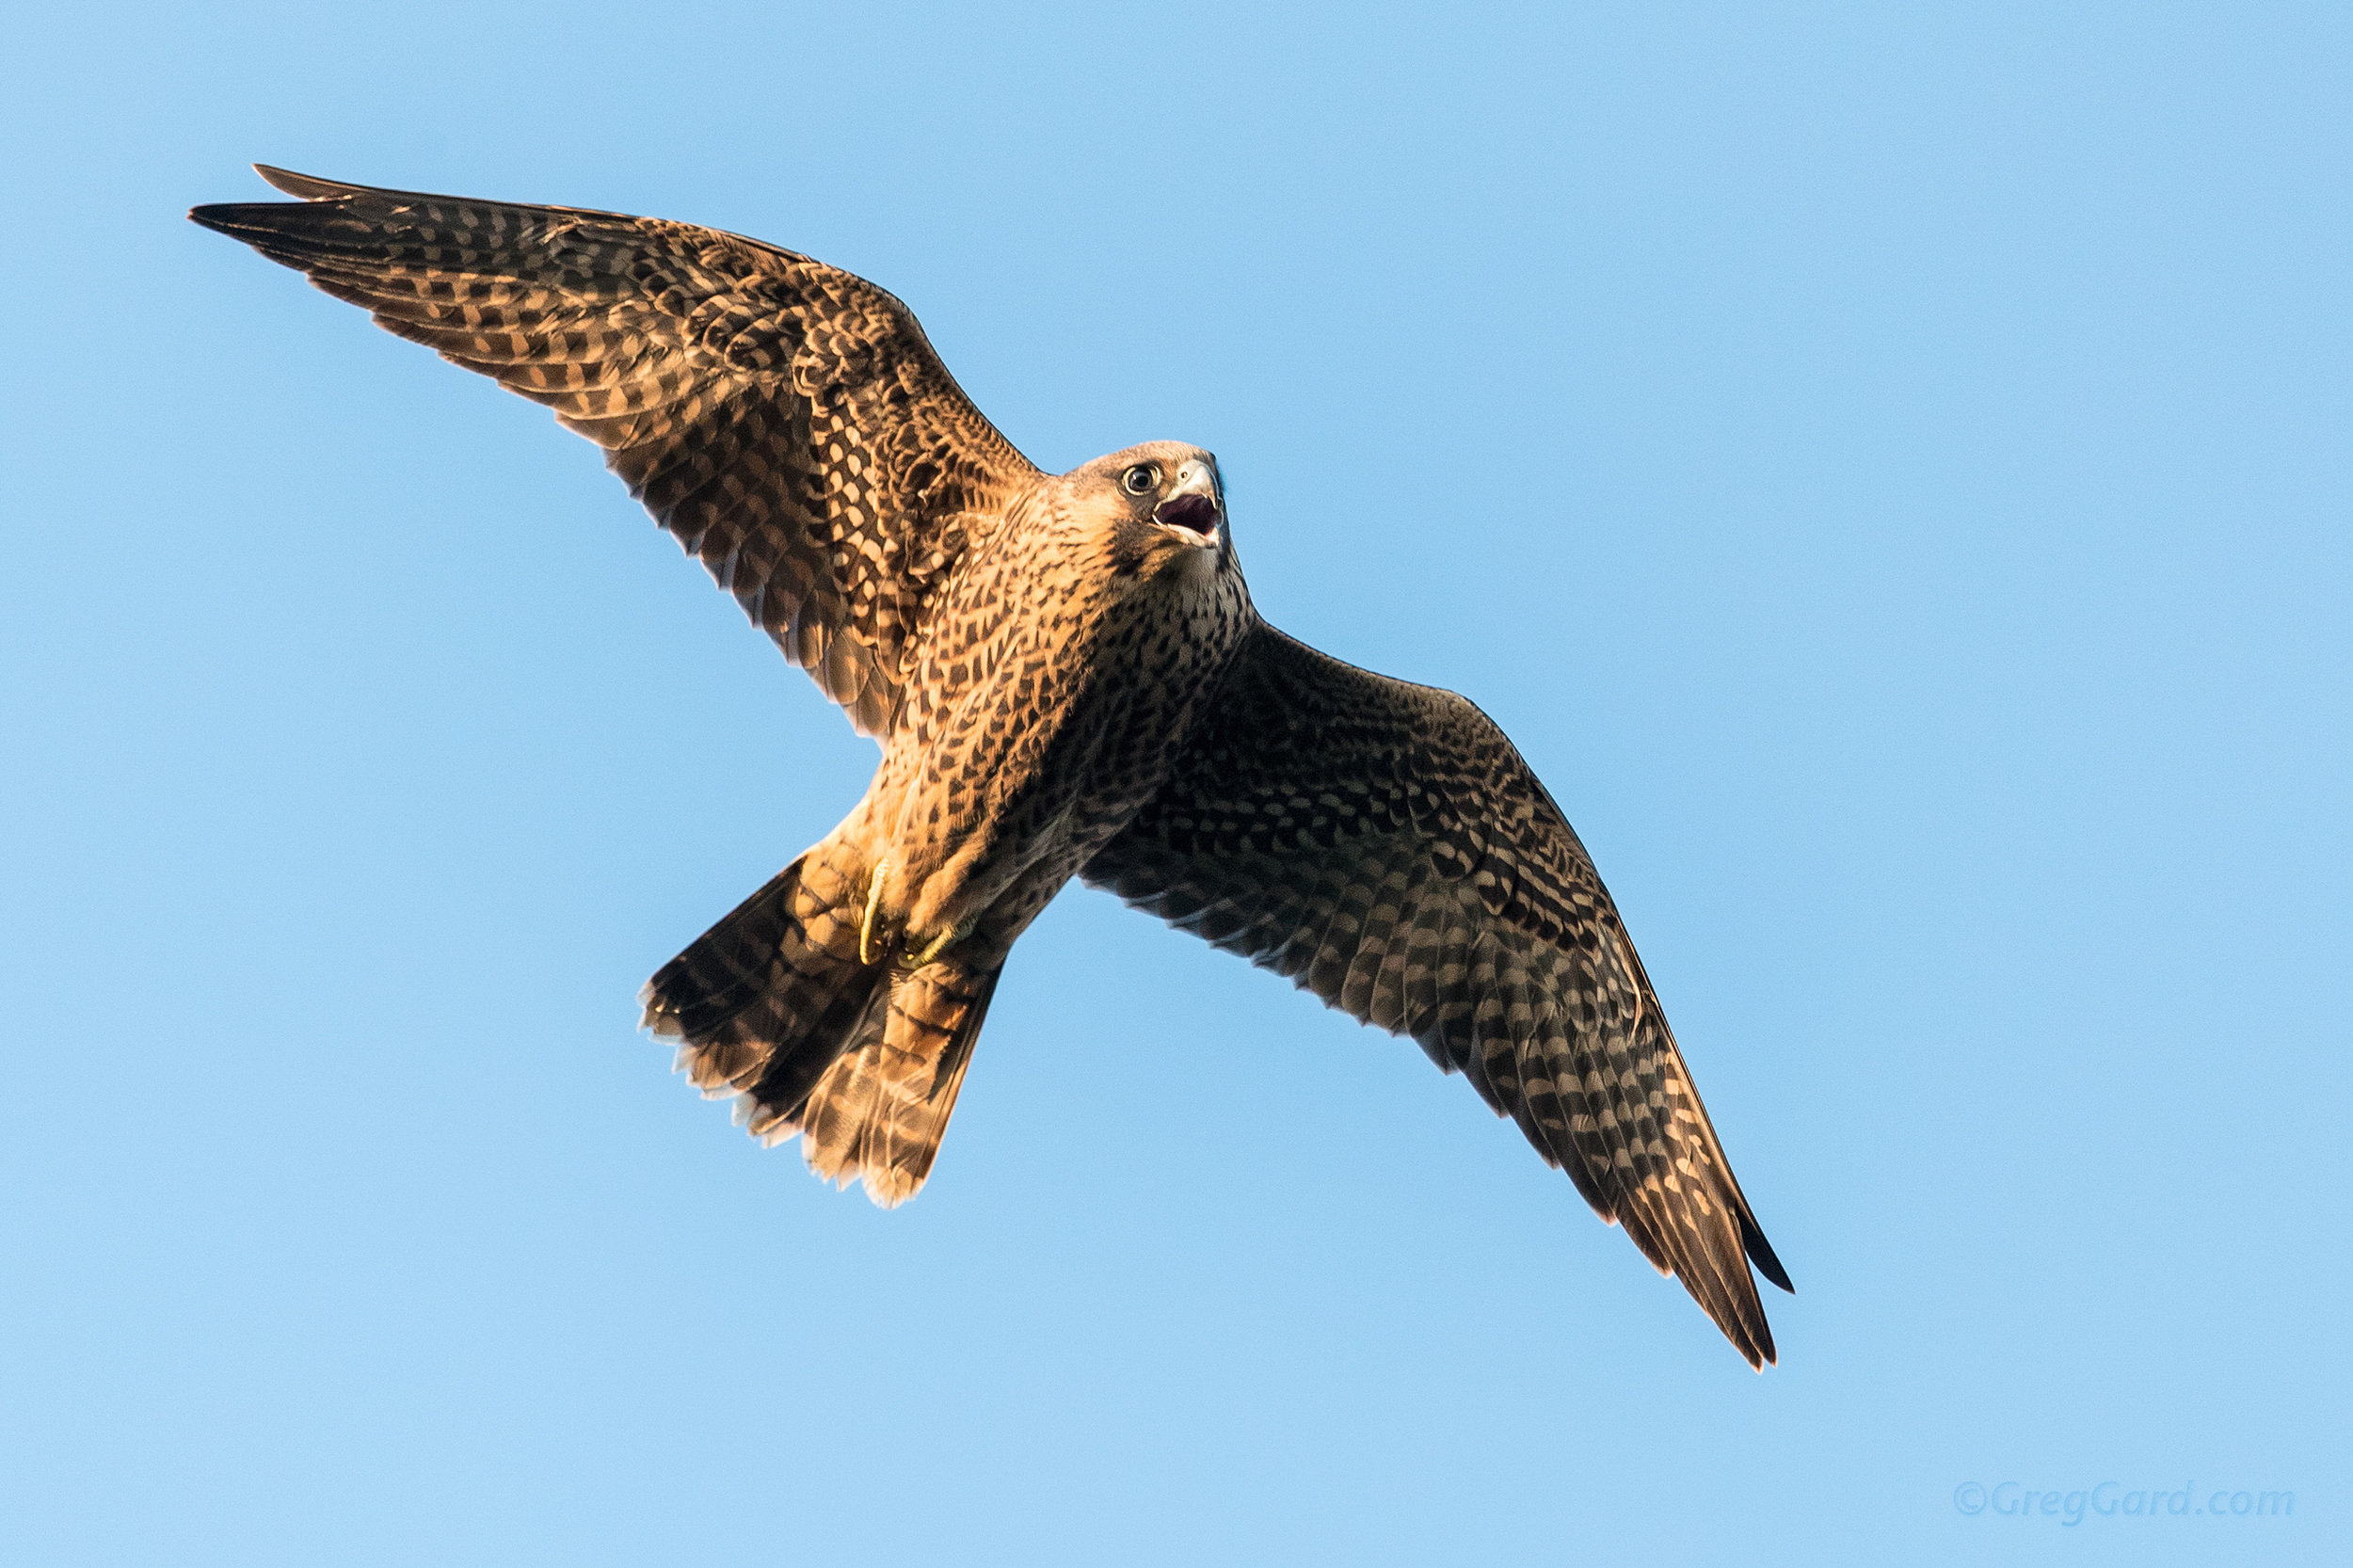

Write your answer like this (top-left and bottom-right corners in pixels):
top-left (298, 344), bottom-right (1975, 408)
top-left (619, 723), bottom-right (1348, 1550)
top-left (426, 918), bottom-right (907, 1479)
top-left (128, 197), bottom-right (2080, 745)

top-left (1082, 624), bottom-right (1792, 1367)
top-left (191, 167), bottom-right (1040, 735)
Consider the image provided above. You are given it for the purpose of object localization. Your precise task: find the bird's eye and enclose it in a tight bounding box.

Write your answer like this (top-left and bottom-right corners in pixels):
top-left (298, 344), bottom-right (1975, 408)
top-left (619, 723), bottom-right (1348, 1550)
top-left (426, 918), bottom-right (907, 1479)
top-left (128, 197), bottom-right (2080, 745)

top-left (1121, 464), bottom-right (1160, 496)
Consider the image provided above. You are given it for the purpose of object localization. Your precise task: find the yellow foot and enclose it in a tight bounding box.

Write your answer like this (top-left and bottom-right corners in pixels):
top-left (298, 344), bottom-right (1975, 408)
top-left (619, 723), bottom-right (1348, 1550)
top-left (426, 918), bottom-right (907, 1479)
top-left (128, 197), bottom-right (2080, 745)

top-left (902, 915), bottom-right (981, 970)
top-left (859, 859), bottom-right (890, 966)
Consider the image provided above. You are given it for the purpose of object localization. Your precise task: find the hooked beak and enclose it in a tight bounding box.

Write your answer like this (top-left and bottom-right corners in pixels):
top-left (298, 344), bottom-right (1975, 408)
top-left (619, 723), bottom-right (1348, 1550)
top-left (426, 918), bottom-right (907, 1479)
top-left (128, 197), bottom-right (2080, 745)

top-left (1153, 460), bottom-right (1221, 548)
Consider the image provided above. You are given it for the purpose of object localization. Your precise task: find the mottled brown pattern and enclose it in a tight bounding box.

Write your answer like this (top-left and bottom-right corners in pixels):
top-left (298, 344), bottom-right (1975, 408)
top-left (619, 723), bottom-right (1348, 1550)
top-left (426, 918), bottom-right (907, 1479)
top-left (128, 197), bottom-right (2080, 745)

top-left (193, 168), bottom-right (1790, 1367)
top-left (193, 166), bottom-right (1033, 736)
top-left (1082, 628), bottom-right (1792, 1365)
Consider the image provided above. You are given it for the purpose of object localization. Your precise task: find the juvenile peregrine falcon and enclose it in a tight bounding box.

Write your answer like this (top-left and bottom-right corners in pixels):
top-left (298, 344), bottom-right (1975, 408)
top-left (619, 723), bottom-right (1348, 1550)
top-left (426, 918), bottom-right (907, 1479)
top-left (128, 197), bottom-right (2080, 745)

top-left (192, 168), bottom-right (1793, 1367)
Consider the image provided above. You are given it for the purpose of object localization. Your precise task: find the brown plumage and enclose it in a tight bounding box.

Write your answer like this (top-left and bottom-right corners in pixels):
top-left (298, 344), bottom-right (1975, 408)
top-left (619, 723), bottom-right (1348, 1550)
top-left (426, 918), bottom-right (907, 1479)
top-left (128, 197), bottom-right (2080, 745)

top-left (192, 167), bottom-right (1793, 1367)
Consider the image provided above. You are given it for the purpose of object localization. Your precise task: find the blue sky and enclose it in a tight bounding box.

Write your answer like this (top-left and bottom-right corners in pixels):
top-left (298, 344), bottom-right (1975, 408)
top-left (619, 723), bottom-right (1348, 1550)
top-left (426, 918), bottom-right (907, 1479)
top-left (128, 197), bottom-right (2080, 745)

top-left (4, 3), bottom-right (2346, 1563)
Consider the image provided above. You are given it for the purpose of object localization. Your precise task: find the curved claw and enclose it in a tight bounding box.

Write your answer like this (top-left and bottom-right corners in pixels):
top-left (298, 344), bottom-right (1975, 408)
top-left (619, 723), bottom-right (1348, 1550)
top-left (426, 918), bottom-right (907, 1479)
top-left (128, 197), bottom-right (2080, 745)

top-left (903, 924), bottom-right (959, 969)
top-left (859, 859), bottom-right (890, 966)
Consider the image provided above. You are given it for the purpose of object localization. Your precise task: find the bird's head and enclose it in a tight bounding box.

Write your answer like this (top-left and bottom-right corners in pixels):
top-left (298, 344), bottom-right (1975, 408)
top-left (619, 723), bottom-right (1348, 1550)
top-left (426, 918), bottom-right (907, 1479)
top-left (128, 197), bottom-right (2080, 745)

top-left (1069, 441), bottom-right (1232, 581)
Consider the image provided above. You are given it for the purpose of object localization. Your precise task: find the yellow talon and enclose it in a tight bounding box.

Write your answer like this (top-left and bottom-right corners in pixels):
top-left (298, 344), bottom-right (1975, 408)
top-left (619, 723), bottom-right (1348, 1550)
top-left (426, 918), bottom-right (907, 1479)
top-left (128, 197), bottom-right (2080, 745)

top-left (859, 859), bottom-right (890, 966)
top-left (904, 924), bottom-right (959, 968)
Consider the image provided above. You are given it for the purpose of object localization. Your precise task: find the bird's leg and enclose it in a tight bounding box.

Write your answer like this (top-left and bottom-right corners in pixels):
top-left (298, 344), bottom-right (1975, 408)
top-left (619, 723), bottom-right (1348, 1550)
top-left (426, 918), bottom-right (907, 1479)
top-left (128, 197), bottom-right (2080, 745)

top-left (900, 916), bottom-right (978, 971)
top-left (859, 858), bottom-right (978, 968)
top-left (859, 858), bottom-right (891, 967)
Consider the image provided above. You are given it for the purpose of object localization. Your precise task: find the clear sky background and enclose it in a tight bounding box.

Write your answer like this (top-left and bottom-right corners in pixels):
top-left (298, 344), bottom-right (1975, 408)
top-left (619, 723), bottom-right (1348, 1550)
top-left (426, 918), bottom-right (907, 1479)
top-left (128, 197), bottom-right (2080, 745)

top-left (4, 3), bottom-right (2346, 1564)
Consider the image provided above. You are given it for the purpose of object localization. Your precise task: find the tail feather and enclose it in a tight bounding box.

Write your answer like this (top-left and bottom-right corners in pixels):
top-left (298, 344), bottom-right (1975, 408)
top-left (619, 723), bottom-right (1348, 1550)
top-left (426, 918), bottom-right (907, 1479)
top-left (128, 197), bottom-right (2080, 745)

top-left (640, 848), bottom-right (997, 1204)
top-left (801, 964), bottom-right (1002, 1207)
top-left (638, 848), bottom-right (872, 1096)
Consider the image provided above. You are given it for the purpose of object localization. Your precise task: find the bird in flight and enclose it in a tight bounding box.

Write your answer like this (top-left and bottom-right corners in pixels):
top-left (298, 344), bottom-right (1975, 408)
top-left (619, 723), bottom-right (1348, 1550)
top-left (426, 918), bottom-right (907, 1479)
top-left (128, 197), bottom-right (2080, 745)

top-left (193, 167), bottom-right (1792, 1367)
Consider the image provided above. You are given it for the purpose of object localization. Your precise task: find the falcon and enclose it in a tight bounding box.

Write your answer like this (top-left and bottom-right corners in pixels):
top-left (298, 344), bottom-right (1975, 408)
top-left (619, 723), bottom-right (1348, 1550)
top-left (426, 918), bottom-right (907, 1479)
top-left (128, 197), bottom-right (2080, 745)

top-left (192, 167), bottom-right (1794, 1366)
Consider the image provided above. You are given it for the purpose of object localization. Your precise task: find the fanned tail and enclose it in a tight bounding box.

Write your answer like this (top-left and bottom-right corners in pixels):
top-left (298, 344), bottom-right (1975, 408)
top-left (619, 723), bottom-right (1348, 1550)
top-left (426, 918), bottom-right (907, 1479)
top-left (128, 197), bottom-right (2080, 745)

top-left (639, 848), bottom-right (998, 1204)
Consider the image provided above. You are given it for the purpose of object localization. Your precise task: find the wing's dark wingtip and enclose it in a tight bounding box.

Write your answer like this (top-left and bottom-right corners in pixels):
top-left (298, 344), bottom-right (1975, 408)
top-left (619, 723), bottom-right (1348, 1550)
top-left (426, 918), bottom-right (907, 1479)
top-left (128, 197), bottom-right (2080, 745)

top-left (189, 165), bottom-right (354, 232)
top-left (184, 202), bottom-right (304, 254)
top-left (1740, 1209), bottom-right (1796, 1295)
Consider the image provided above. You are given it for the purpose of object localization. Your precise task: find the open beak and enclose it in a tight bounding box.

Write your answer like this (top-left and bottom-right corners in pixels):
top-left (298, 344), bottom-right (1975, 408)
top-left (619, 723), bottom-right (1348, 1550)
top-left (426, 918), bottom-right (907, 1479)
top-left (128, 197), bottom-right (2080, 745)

top-left (1153, 460), bottom-right (1221, 548)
